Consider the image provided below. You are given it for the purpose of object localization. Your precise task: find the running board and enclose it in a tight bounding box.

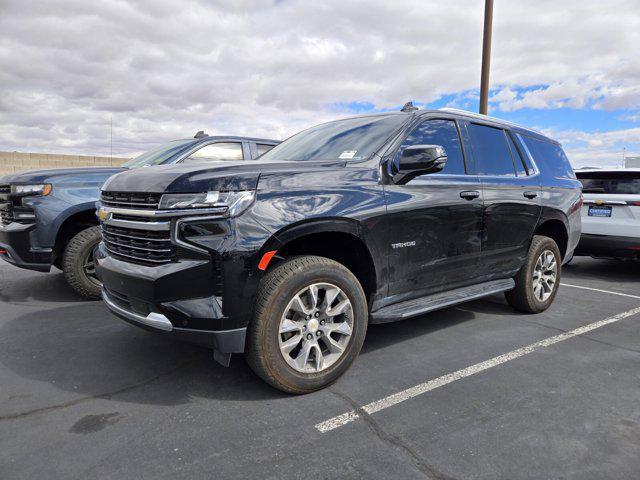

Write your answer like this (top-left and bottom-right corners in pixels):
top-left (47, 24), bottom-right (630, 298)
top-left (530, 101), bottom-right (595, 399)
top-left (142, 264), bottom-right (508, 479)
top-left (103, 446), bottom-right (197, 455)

top-left (370, 278), bottom-right (515, 324)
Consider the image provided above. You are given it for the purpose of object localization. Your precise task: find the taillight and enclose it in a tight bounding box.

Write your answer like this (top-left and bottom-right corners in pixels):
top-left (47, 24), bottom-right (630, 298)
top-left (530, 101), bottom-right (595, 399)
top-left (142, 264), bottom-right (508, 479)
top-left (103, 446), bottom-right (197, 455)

top-left (627, 201), bottom-right (640, 207)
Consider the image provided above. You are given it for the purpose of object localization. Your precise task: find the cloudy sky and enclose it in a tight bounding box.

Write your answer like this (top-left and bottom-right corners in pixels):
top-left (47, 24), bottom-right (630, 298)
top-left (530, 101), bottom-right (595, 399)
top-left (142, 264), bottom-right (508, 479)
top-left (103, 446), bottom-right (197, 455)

top-left (1, 0), bottom-right (639, 167)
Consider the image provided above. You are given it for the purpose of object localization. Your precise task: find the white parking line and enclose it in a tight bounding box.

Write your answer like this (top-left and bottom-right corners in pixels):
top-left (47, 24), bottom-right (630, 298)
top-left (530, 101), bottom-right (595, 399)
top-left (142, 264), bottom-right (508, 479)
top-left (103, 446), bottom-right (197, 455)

top-left (561, 283), bottom-right (640, 301)
top-left (316, 305), bottom-right (640, 433)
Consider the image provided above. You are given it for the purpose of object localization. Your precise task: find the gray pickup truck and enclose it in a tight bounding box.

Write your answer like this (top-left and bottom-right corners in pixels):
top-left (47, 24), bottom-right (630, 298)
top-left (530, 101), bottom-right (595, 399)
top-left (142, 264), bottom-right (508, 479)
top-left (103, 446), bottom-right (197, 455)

top-left (0, 133), bottom-right (279, 298)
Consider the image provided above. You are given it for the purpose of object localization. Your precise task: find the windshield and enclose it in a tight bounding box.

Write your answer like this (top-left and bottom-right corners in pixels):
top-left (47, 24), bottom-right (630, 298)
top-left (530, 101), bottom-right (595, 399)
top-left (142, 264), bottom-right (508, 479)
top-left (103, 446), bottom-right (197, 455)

top-left (258, 114), bottom-right (408, 162)
top-left (123, 140), bottom-right (196, 168)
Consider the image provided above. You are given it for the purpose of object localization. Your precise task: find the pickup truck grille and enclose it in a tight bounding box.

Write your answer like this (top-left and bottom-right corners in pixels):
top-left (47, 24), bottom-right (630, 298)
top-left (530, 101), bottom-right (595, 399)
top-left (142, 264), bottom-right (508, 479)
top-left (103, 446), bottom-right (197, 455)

top-left (0, 186), bottom-right (14, 225)
top-left (0, 206), bottom-right (13, 225)
top-left (102, 223), bottom-right (176, 264)
top-left (101, 191), bottom-right (162, 210)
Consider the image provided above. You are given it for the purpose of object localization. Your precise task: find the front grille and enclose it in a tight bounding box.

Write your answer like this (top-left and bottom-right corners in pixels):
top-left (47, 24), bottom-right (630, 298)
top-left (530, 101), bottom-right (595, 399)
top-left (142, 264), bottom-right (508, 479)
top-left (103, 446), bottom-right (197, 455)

top-left (0, 185), bottom-right (10, 195)
top-left (0, 206), bottom-right (13, 225)
top-left (102, 223), bottom-right (176, 265)
top-left (101, 191), bottom-right (162, 210)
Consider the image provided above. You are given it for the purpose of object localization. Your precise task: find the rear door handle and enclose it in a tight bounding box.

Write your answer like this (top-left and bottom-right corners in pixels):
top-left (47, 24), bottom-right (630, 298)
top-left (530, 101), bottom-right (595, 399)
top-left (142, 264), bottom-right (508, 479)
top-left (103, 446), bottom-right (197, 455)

top-left (460, 190), bottom-right (480, 200)
top-left (523, 191), bottom-right (538, 199)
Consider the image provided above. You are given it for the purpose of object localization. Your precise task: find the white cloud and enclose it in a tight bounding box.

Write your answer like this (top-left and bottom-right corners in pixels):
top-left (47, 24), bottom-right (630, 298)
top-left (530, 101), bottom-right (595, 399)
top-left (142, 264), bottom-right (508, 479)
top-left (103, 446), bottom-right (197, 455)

top-left (0, 0), bottom-right (639, 157)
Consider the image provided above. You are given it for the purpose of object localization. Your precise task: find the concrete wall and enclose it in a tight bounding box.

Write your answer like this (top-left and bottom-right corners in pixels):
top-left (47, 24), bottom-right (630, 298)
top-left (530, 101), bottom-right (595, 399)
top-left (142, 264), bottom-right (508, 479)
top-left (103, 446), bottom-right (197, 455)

top-left (0, 151), bottom-right (130, 177)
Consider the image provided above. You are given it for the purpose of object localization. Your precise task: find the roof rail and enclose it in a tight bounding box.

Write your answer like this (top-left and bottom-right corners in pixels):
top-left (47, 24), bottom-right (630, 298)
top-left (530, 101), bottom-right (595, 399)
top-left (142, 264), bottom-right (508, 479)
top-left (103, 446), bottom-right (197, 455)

top-left (438, 108), bottom-right (543, 135)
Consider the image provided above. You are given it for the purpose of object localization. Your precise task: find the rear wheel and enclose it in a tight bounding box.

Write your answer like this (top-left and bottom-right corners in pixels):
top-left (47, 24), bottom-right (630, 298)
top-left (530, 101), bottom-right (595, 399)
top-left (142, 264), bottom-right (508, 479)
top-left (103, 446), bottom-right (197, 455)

top-left (247, 255), bottom-right (368, 394)
top-left (62, 226), bottom-right (102, 300)
top-left (505, 235), bottom-right (562, 313)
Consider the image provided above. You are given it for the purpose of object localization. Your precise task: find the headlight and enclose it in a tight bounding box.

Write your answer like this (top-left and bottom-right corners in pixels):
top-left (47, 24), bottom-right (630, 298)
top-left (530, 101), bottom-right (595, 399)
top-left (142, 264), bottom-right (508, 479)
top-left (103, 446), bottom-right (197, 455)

top-left (11, 184), bottom-right (52, 196)
top-left (158, 190), bottom-right (256, 217)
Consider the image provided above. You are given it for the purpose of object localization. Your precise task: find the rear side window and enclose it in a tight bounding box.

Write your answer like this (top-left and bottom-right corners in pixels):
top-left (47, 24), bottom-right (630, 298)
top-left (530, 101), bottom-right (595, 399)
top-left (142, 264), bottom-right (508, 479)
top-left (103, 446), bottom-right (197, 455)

top-left (399, 119), bottom-right (466, 175)
top-left (520, 135), bottom-right (575, 179)
top-left (467, 123), bottom-right (516, 176)
top-left (256, 144), bottom-right (275, 157)
top-left (506, 134), bottom-right (527, 176)
top-left (578, 172), bottom-right (640, 194)
top-left (185, 142), bottom-right (244, 162)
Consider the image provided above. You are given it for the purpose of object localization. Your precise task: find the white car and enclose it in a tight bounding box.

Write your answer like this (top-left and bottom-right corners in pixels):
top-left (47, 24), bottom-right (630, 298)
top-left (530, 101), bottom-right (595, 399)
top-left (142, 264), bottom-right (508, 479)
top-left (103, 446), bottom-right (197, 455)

top-left (575, 168), bottom-right (640, 260)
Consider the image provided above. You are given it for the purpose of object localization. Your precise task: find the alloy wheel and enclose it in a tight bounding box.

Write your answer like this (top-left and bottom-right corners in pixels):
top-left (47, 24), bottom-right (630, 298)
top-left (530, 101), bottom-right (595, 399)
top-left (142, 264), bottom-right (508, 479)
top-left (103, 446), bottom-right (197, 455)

top-left (278, 282), bottom-right (353, 373)
top-left (532, 249), bottom-right (557, 302)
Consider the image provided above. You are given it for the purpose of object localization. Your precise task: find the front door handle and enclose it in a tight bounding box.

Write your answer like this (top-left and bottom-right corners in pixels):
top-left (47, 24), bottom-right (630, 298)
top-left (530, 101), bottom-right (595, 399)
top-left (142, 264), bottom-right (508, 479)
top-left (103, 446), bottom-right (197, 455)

top-left (460, 190), bottom-right (480, 200)
top-left (523, 191), bottom-right (538, 199)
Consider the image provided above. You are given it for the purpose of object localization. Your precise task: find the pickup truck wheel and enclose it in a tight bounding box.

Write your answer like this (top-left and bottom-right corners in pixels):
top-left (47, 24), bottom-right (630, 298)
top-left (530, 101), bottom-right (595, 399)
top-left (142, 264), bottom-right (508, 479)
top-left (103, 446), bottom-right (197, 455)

top-left (505, 235), bottom-right (562, 313)
top-left (62, 226), bottom-right (102, 300)
top-left (247, 255), bottom-right (368, 394)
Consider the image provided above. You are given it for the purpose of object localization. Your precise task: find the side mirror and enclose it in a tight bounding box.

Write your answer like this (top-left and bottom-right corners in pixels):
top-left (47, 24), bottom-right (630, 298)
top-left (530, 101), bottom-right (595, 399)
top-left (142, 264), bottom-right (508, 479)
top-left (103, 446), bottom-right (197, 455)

top-left (399, 145), bottom-right (447, 174)
top-left (392, 145), bottom-right (447, 184)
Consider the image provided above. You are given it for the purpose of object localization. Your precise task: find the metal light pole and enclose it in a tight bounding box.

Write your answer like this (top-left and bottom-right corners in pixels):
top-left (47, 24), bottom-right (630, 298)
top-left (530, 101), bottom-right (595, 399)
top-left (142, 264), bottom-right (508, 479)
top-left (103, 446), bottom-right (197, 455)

top-left (479, 0), bottom-right (494, 115)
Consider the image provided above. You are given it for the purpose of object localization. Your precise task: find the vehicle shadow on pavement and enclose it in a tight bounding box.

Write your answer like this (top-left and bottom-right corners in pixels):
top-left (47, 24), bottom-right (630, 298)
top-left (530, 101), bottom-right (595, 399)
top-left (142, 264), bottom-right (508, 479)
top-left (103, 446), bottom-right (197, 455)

top-left (0, 303), bottom-right (284, 410)
top-left (0, 269), bottom-right (85, 304)
top-left (0, 296), bottom-right (517, 409)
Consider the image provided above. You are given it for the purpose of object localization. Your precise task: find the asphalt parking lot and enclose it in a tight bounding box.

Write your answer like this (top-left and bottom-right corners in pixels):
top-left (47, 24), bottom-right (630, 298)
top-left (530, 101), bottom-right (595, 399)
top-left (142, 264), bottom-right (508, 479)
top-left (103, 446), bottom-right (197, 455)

top-left (1, 257), bottom-right (639, 479)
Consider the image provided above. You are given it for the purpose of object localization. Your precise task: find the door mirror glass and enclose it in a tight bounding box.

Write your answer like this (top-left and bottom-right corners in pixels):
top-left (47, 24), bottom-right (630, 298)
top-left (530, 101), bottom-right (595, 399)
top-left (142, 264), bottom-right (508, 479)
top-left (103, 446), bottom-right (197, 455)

top-left (399, 145), bottom-right (447, 174)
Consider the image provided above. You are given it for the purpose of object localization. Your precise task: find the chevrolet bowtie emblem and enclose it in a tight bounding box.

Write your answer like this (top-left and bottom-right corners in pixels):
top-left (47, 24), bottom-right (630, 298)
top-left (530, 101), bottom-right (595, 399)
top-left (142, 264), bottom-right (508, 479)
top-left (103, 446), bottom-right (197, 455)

top-left (97, 208), bottom-right (109, 221)
top-left (595, 199), bottom-right (604, 206)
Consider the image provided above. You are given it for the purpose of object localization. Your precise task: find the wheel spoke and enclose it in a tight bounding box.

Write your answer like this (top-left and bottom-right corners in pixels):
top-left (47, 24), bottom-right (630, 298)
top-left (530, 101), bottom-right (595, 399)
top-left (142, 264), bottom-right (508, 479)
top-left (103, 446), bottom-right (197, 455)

top-left (308, 284), bottom-right (319, 310)
top-left (294, 341), bottom-right (313, 371)
top-left (279, 318), bottom-right (302, 334)
top-left (324, 287), bottom-right (341, 310)
top-left (324, 321), bottom-right (352, 337)
top-left (322, 333), bottom-right (345, 354)
top-left (290, 294), bottom-right (312, 315)
top-left (313, 344), bottom-right (324, 371)
top-left (326, 299), bottom-right (350, 317)
top-left (280, 333), bottom-right (303, 355)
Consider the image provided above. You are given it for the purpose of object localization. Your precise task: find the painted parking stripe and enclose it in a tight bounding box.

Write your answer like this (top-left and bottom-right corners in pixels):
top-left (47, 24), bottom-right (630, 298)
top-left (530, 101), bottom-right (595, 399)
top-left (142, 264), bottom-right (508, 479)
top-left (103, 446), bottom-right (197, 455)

top-left (316, 305), bottom-right (640, 433)
top-left (561, 283), bottom-right (640, 300)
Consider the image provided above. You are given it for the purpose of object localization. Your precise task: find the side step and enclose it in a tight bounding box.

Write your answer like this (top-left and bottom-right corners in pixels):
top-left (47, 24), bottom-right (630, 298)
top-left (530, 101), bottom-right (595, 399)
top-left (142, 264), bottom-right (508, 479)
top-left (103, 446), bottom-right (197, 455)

top-left (370, 278), bottom-right (515, 324)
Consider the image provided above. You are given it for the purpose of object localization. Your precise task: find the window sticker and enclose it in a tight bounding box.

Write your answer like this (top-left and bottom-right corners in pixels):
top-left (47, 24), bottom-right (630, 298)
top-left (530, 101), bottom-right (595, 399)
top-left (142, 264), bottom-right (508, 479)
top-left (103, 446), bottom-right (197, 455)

top-left (338, 150), bottom-right (357, 160)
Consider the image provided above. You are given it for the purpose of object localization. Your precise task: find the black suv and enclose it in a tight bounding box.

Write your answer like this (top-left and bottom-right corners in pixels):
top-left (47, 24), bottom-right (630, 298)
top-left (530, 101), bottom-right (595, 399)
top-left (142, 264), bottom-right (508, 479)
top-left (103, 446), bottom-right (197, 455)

top-left (96, 107), bottom-right (582, 393)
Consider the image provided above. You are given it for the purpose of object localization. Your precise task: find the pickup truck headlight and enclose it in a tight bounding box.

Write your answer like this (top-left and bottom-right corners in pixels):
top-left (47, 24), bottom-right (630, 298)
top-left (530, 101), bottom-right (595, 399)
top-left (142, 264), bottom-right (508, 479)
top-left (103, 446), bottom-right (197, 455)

top-left (158, 190), bottom-right (256, 217)
top-left (11, 184), bottom-right (52, 196)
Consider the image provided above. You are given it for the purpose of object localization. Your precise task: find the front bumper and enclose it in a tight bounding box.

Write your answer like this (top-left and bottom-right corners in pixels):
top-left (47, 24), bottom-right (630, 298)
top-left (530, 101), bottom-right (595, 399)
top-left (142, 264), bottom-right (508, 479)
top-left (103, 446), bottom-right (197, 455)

top-left (575, 233), bottom-right (640, 259)
top-left (0, 222), bottom-right (51, 272)
top-left (102, 287), bottom-right (247, 353)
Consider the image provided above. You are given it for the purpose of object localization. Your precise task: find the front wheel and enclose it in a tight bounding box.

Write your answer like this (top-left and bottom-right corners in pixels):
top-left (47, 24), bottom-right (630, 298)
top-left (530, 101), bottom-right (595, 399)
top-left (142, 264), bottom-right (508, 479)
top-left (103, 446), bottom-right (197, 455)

top-left (62, 226), bottom-right (102, 300)
top-left (246, 255), bottom-right (368, 394)
top-left (505, 235), bottom-right (562, 313)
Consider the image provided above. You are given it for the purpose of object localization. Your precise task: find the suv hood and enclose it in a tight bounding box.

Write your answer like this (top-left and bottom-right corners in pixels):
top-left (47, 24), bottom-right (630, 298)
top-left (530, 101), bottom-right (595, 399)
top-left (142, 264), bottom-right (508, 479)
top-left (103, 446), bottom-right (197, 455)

top-left (102, 159), bottom-right (347, 193)
top-left (0, 166), bottom-right (124, 185)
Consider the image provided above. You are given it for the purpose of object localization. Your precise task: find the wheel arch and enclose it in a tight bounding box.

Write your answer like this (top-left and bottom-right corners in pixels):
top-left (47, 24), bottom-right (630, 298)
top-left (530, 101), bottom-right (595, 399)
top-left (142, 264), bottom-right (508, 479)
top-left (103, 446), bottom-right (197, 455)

top-left (534, 210), bottom-right (569, 260)
top-left (261, 218), bottom-right (381, 306)
top-left (52, 204), bottom-right (99, 267)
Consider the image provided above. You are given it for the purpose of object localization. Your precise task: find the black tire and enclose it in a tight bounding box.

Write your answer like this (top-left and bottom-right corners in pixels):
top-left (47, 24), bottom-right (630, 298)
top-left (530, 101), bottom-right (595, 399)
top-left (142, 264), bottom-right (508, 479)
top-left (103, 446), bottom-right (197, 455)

top-left (246, 255), bottom-right (368, 394)
top-left (62, 226), bottom-right (102, 300)
top-left (505, 235), bottom-right (562, 313)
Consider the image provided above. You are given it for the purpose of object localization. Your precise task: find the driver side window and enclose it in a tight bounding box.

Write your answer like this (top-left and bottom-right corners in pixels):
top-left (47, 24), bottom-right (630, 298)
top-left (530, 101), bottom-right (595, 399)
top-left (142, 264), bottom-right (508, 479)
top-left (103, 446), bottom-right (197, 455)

top-left (399, 119), bottom-right (466, 175)
top-left (185, 142), bottom-right (244, 162)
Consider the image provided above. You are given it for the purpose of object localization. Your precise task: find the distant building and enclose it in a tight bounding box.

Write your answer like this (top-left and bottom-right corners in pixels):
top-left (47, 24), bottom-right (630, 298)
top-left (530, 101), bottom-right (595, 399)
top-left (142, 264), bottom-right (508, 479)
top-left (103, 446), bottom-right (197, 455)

top-left (625, 156), bottom-right (640, 168)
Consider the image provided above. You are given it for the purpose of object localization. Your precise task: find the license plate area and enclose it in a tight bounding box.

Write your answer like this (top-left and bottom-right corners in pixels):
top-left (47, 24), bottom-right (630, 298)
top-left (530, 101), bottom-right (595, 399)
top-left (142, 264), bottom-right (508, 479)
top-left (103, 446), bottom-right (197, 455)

top-left (588, 205), bottom-right (612, 217)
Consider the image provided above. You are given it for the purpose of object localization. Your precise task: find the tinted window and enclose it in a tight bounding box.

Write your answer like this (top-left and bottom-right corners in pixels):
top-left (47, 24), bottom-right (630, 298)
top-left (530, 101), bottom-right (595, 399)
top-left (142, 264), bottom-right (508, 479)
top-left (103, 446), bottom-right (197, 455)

top-left (258, 114), bottom-right (407, 162)
top-left (506, 134), bottom-right (527, 176)
top-left (123, 140), bottom-right (196, 168)
top-left (185, 142), bottom-right (244, 162)
top-left (398, 119), bottom-right (466, 175)
top-left (520, 135), bottom-right (575, 179)
top-left (514, 133), bottom-right (538, 175)
top-left (468, 124), bottom-right (516, 176)
top-left (578, 172), bottom-right (640, 194)
top-left (256, 144), bottom-right (275, 157)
